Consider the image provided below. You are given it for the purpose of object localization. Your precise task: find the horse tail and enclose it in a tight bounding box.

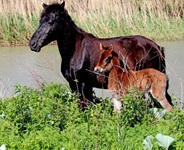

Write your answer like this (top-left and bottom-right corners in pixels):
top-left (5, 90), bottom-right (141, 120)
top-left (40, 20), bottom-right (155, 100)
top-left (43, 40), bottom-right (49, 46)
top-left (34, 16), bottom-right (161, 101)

top-left (158, 46), bottom-right (166, 73)
top-left (165, 75), bottom-right (173, 106)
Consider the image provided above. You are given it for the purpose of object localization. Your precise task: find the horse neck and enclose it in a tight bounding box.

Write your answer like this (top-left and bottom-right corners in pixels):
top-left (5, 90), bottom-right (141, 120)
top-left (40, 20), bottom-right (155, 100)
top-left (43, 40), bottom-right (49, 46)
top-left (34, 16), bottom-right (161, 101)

top-left (57, 13), bottom-right (93, 60)
top-left (112, 56), bottom-right (121, 72)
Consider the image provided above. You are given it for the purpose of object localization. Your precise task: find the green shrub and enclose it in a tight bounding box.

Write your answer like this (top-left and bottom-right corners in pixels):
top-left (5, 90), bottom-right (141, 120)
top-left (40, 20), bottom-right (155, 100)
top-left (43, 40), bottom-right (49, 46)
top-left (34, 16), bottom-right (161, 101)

top-left (119, 89), bottom-right (151, 126)
top-left (0, 83), bottom-right (183, 149)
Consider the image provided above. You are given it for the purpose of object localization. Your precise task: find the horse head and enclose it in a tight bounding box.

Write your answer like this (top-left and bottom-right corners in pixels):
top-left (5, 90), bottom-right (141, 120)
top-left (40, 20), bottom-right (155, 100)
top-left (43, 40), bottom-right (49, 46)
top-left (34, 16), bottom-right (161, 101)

top-left (94, 43), bottom-right (114, 74)
top-left (29, 1), bottom-right (66, 52)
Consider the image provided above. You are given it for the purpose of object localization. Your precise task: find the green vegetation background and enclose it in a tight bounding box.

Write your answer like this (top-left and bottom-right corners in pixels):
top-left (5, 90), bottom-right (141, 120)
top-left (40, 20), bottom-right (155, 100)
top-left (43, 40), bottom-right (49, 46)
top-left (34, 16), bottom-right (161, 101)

top-left (0, 0), bottom-right (184, 46)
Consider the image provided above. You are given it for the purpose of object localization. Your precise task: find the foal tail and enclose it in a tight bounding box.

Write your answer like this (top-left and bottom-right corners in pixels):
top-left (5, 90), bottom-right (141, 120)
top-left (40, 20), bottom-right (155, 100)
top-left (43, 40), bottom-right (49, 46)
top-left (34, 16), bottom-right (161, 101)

top-left (150, 74), bottom-right (173, 112)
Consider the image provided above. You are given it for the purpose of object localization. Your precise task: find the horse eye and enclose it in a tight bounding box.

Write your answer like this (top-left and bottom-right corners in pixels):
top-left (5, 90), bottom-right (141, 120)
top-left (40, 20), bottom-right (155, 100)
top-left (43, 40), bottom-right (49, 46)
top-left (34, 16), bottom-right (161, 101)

top-left (48, 15), bottom-right (57, 25)
top-left (105, 57), bottom-right (112, 63)
top-left (48, 20), bottom-right (53, 25)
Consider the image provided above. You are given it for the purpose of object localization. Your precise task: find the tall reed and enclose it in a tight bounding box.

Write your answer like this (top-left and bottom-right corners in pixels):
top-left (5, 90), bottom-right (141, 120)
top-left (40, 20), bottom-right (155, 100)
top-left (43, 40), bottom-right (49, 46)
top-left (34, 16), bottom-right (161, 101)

top-left (0, 0), bottom-right (184, 46)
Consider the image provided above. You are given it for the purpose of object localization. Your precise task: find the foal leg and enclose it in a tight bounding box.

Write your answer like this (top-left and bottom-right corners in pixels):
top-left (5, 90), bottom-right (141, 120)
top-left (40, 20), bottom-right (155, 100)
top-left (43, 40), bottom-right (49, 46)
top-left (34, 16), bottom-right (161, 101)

top-left (144, 92), bottom-right (152, 106)
top-left (150, 87), bottom-right (172, 112)
top-left (111, 94), bottom-right (122, 112)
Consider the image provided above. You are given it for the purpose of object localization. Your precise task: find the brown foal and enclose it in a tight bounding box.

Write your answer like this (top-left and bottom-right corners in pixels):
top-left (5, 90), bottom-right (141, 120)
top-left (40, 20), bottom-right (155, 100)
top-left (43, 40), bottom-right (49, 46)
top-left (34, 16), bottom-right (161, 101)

top-left (94, 43), bottom-right (172, 112)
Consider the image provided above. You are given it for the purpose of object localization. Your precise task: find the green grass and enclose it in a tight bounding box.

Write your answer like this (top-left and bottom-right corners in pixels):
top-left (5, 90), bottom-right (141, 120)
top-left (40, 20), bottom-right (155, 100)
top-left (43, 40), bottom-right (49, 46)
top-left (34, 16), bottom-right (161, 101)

top-left (74, 12), bottom-right (184, 41)
top-left (0, 83), bottom-right (183, 149)
top-left (0, 0), bottom-right (184, 46)
top-left (1, 13), bottom-right (184, 45)
top-left (0, 14), bottom-right (38, 46)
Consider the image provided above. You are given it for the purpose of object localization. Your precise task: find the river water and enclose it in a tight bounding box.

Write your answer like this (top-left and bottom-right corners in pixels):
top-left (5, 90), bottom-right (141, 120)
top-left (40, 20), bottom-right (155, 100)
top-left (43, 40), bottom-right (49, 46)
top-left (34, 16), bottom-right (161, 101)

top-left (0, 41), bottom-right (184, 104)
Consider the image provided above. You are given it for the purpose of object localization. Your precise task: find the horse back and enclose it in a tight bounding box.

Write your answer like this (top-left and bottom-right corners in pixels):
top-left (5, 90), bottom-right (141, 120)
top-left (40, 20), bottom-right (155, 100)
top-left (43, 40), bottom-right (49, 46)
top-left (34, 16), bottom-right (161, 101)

top-left (123, 68), bottom-right (167, 91)
top-left (96, 35), bottom-right (165, 72)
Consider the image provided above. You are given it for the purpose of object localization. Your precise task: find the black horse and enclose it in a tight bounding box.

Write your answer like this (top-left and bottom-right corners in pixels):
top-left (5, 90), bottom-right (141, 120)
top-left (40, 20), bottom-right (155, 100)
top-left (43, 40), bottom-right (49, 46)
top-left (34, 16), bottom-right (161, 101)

top-left (29, 2), bottom-right (166, 109)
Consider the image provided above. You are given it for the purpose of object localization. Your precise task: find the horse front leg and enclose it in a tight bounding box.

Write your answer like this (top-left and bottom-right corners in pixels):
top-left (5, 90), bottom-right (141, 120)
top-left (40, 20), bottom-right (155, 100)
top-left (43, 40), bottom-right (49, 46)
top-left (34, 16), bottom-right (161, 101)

top-left (80, 83), bottom-right (94, 108)
top-left (69, 81), bottom-right (93, 110)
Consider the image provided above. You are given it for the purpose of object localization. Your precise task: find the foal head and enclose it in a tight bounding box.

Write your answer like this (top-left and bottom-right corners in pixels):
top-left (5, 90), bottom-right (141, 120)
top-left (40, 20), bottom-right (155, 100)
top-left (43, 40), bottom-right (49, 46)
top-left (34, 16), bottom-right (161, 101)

top-left (29, 2), bottom-right (66, 52)
top-left (94, 43), bottom-right (114, 74)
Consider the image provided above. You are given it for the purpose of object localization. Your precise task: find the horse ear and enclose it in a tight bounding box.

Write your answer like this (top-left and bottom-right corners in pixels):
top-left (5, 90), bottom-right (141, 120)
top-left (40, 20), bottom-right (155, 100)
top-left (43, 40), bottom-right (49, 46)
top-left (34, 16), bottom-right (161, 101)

top-left (108, 44), bottom-right (113, 53)
top-left (100, 43), bottom-right (103, 51)
top-left (61, 1), bottom-right (65, 8)
top-left (42, 3), bottom-right (48, 9)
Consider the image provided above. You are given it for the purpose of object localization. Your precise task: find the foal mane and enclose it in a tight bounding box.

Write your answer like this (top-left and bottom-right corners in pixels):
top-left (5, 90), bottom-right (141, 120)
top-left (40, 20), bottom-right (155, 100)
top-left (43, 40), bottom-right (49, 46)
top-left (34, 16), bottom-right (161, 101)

top-left (110, 50), bottom-right (125, 69)
top-left (100, 45), bottom-right (125, 71)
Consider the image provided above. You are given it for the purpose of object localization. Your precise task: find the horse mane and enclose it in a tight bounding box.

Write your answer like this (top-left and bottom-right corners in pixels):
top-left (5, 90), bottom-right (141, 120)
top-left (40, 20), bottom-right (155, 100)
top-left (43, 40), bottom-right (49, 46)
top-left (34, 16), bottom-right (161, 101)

top-left (112, 51), bottom-right (118, 58)
top-left (41, 3), bottom-right (60, 18)
top-left (41, 3), bottom-right (95, 37)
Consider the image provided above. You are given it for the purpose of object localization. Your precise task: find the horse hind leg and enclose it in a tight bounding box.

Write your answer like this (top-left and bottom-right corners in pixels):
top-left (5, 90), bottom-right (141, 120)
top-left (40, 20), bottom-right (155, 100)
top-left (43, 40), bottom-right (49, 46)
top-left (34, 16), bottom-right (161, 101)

top-left (150, 87), bottom-right (172, 112)
top-left (165, 78), bottom-right (173, 106)
top-left (166, 91), bottom-right (173, 106)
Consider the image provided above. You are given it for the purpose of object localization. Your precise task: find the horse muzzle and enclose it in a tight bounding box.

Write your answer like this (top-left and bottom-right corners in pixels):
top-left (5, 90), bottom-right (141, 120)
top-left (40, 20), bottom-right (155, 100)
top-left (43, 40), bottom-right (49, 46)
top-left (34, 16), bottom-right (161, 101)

top-left (29, 38), bottom-right (41, 52)
top-left (94, 67), bottom-right (104, 75)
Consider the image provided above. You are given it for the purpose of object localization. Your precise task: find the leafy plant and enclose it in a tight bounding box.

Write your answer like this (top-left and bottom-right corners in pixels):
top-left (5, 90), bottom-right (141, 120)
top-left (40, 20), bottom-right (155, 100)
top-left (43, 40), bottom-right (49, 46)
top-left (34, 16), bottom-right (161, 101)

top-left (120, 88), bottom-right (150, 126)
top-left (156, 133), bottom-right (175, 150)
top-left (150, 108), bottom-right (167, 119)
top-left (143, 135), bottom-right (154, 150)
top-left (0, 144), bottom-right (6, 150)
top-left (143, 134), bottom-right (175, 150)
top-left (0, 83), bottom-right (183, 149)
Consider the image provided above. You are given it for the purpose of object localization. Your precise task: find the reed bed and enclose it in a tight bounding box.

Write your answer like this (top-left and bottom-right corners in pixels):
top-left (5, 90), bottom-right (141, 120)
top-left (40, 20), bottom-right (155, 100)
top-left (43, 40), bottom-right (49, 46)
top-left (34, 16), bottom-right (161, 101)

top-left (0, 0), bottom-right (184, 46)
